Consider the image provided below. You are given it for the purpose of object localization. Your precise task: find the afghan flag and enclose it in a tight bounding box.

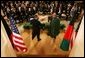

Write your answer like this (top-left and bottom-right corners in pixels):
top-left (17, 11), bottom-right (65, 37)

top-left (60, 17), bottom-right (75, 51)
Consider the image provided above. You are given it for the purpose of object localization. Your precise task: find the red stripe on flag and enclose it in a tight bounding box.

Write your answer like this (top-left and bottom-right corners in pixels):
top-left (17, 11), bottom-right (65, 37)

top-left (10, 33), bottom-right (15, 48)
top-left (13, 39), bottom-right (28, 52)
top-left (13, 34), bottom-right (23, 40)
top-left (15, 46), bottom-right (27, 52)
top-left (15, 45), bottom-right (27, 49)
top-left (10, 33), bottom-right (28, 52)
top-left (12, 39), bottom-right (26, 47)
top-left (64, 25), bottom-right (74, 41)
top-left (14, 40), bottom-right (25, 45)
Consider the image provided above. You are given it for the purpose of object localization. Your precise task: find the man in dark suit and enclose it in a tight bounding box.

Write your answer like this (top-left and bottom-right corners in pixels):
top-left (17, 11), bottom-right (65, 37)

top-left (30, 15), bottom-right (42, 41)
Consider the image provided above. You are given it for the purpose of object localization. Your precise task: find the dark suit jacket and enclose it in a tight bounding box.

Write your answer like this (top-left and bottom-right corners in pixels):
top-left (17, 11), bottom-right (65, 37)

top-left (30, 19), bottom-right (41, 33)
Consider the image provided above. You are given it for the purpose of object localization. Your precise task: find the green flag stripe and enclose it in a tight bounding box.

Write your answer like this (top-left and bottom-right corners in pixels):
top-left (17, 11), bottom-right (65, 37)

top-left (60, 39), bottom-right (69, 51)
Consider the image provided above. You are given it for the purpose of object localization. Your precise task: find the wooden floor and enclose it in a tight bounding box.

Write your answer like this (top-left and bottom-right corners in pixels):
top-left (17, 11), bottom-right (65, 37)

top-left (2, 14), bottom-right (70, 57)
top-left (15, 26), bottom-right (70, 57)
top-left (14, 15), bottom-right (71, 57)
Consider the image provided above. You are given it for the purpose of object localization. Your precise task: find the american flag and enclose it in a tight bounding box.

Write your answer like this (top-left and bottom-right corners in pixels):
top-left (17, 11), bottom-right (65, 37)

top-left (10, 16), bottom-right (27, 52)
